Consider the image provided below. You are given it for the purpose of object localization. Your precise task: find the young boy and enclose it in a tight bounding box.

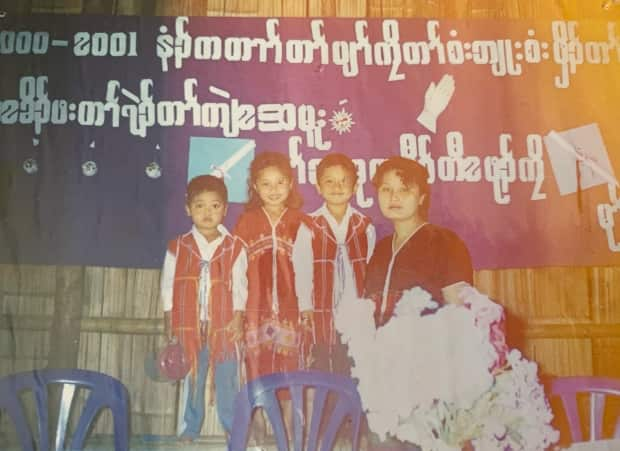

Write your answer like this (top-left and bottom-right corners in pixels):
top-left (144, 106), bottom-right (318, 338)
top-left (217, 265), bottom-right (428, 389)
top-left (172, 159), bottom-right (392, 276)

top-left (293, 153), bottom-right (375, 374)
top-left (160, 175), bottom-right (247, 440)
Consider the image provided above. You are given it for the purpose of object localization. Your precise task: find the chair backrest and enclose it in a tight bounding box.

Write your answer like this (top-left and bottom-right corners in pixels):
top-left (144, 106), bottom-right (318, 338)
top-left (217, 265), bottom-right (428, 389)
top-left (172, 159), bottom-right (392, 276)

top-left (551, 376), bottom-right (620, 442)
top-left (0, 368), bottom-right (130, 451)
top-left (229, 370), bottom-right (362, 451)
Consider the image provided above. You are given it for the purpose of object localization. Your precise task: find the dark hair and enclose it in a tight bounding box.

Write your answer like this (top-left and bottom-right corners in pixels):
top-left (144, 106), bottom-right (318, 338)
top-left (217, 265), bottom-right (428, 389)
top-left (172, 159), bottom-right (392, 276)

top-left (372, 156), bottom-right (430, 219)
top-left (245, 151), bottom-right (303, 210)
top-left (316, 152), bottom-right (358, 185)
top-left (186, 175), bottom-right (228, 205)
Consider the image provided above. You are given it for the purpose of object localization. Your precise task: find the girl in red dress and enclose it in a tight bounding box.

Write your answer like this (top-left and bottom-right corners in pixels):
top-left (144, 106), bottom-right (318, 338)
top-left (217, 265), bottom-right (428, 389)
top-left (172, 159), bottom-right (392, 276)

top-left (234, 151), bottom-right (312, 447)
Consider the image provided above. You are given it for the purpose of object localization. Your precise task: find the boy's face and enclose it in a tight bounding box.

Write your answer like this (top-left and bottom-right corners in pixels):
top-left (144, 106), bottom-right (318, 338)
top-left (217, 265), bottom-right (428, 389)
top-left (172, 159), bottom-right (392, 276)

top-left (377, 169), bottom-right (425, 223)
top-left (316, 165), bottom-right (357, 207)
top-left (185, 190), bottom-right (227, 236)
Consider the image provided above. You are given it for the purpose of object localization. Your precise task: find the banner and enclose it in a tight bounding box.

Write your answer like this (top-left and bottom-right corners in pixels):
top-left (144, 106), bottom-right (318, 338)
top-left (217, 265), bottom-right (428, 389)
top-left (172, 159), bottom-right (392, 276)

top-left (1, 14), bottom-right (619, 269)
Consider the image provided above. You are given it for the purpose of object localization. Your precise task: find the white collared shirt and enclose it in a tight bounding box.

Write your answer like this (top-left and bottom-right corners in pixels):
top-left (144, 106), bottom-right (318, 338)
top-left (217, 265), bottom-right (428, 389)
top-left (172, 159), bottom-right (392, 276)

top-left (292, 204), bottom-right (376, 311)
top-left (160, 224), bottom-right (248, 320)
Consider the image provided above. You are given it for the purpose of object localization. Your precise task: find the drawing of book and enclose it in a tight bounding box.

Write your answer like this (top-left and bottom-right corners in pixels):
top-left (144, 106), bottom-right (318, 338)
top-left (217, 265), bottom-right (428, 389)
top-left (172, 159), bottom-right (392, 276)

top-left (544, 123), bottom-right (618, 196)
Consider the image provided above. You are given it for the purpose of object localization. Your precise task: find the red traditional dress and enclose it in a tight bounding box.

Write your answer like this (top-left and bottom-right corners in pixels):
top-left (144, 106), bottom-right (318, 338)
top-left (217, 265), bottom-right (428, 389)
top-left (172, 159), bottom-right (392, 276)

top-left (234, 207), bottom-right (309, 381)
top-left (294, 205), bottom-right (375, 353)
top-left (364, 223), bottom-right (473, 327)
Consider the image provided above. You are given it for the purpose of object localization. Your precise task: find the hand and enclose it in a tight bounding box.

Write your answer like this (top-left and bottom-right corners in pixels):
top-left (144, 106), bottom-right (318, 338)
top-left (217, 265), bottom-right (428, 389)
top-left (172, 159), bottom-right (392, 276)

top-left (416, 74), bottom-right (455, 133)
top-left (441, 281), bottom-right (470, 306)
top-left (227, 311), bottom-right (244, 343)
top-left (300, 310), bottom-right (314, 333)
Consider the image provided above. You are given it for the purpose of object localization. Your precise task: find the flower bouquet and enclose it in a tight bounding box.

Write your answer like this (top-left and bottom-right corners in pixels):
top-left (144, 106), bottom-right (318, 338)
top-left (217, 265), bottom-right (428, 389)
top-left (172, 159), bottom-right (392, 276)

top-left (333, 286), bottom-right (559, 451)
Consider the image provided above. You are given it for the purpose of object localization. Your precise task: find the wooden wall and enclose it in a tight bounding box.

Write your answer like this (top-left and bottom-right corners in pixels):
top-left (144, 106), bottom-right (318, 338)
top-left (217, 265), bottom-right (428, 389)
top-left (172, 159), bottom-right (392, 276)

top-left (2, 0), bottom-right (620, 19)
top-left (1, 0), bottom-right (620, 445)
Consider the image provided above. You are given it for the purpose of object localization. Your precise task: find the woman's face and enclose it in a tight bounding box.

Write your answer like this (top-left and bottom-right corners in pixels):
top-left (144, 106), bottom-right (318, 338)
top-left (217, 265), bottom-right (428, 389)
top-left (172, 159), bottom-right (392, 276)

top-left (377, 169), bottom-right (426, 223)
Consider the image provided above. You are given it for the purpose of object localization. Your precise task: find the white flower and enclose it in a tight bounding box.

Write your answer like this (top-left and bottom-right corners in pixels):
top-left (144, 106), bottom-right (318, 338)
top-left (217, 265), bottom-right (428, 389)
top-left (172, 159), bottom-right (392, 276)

top-left (333, 286), bottom-right (559, 451)
top-left (394, 286), bottom-right (438, 317)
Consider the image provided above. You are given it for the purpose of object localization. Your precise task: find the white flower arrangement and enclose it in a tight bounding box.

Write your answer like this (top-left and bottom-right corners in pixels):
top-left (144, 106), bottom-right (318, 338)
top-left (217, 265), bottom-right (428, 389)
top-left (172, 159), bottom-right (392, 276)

top-left (333, 286), bottom-right (559, 451)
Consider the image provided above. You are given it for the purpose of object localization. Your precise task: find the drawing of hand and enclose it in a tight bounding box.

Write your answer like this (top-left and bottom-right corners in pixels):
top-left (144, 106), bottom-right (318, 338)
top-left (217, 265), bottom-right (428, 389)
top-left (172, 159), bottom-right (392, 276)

top-left (416, 74), bottom-right (455, 133)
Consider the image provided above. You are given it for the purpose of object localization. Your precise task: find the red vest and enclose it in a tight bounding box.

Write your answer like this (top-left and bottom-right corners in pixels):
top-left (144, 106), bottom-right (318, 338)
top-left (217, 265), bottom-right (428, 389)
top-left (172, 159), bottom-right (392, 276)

top-left (206, 235), bottom-right (244, 363)
top-left (169, 232), bottom-right (243, 371)
top-left (309, 211), bottom-right (371, 346)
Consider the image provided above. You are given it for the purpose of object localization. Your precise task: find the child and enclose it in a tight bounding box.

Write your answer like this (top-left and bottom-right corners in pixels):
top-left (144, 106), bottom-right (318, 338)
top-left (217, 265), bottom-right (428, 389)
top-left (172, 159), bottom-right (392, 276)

top-left (160, 175), bottom-right (247, 441)
top-left (234, 151), bottom-right (312, 447)
top-left (293, 152), bottom-right (375, 374)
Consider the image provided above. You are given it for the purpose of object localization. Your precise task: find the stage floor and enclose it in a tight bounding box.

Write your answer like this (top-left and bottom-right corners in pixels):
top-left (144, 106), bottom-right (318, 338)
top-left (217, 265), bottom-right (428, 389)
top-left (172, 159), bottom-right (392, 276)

top-left (2, 435), bottom-right (359, 450)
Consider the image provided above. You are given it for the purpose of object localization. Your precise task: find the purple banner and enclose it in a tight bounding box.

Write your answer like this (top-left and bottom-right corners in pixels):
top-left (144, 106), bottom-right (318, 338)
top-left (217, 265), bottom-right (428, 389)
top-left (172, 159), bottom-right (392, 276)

top-left (1, 15), bottom-right (619, 269)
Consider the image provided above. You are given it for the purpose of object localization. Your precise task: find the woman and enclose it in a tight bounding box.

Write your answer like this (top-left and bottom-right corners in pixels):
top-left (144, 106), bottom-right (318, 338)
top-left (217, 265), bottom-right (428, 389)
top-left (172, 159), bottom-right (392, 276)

top-left (364, 156), bottom-right (473, 327)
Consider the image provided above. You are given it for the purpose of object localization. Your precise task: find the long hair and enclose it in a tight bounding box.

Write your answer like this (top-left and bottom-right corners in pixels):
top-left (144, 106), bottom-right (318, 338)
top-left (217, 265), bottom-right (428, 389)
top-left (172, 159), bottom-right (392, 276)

top-left (244, 151), bottom-right (303, 210)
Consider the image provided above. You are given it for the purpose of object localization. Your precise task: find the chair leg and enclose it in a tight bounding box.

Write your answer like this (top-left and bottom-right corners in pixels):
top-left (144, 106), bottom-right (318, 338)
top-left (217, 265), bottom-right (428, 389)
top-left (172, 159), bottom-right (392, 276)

top-left (3, 402), bottom-right (36, 451)
top-left (69, 393), bottom-right (100, 449)
top-left (112, 401), bottom-right (130, 451)
top-left (264, 401), bottom-right (289, 451)
top-left (351, 413), bottom-right (361, 451)
top-left (320, 402), bottom-right (349, 451)
top-left (229, 405), bottom-right (253, 451)
top-left (560, 395), bottom-right (583, 442)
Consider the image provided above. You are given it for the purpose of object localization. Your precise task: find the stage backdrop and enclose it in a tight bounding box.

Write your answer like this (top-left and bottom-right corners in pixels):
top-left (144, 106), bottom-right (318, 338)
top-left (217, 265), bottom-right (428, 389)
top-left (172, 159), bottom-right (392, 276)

top-left (1, 14), bottom-right (619, 270)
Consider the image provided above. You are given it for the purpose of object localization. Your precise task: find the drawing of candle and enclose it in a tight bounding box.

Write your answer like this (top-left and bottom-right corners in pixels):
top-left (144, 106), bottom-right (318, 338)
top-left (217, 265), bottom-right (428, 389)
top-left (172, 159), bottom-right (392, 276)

top-left (188, 137), bottom-right (256, 203)
top-left (209, 140), bottom-right (255, 180)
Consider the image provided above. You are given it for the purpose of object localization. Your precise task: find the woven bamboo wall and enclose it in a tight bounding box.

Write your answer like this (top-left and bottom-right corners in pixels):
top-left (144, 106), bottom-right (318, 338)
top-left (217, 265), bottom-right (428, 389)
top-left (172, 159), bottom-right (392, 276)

top-left (1, 0), bottom-right (619, 445)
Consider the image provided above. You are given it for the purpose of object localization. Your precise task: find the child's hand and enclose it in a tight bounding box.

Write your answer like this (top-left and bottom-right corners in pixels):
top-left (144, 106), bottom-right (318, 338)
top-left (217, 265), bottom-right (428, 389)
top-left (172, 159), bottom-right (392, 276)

top-left (300, 310), bottom-right (314, 332)
top-left (228, 311), bottom-right (244, 343)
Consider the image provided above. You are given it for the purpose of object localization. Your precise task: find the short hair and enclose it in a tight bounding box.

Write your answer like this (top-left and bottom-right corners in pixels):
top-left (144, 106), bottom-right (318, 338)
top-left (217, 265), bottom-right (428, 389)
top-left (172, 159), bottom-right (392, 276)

top-left (186, 175), bottom-right (228, 205)
top-left (372, 157), bottom-right (430, 219)
top-left (316, 153), bottom-right (358, 185)
top-left (245, 151), bottom-right (303, 210)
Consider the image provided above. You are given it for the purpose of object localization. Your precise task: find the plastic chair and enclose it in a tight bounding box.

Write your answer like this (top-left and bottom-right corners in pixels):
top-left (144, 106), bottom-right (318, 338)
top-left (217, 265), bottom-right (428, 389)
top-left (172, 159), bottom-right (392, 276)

top-left (229, 370), bottom-right (362, 451)
top-left (0, 368), bottom-right (130, 450)
top-left (551, 376), bottom-right (620, 442)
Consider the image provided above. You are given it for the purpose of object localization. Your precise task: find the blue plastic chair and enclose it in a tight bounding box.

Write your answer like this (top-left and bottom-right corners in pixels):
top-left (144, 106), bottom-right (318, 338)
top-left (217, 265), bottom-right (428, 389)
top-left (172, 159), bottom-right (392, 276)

top-left (0, 368), bottom-right (130, 450)
top-left (229, 370), bottom-right (362, 451)
top-left (552, 376), bottom-right (620, 442)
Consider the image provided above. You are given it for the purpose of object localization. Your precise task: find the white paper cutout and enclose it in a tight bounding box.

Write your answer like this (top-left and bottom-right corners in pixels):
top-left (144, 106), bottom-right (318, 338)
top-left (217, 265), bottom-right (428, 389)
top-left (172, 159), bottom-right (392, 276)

top-left (145, 144), bottom-right (162, 179)
top-left (145, 162), bottom-right (161, 179)
top-left (23, 158), bottom-right (38, 174)
top-left (597, 184), bottom-right (620, 252)
top-left (543, 124), bottom-right (618, 195)
top-left (416, 74), bottom-right (455, 133)
top-left (329, 108), bottom-right (355, 135)
top-left (82, 160), bottom-right (97, 176)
